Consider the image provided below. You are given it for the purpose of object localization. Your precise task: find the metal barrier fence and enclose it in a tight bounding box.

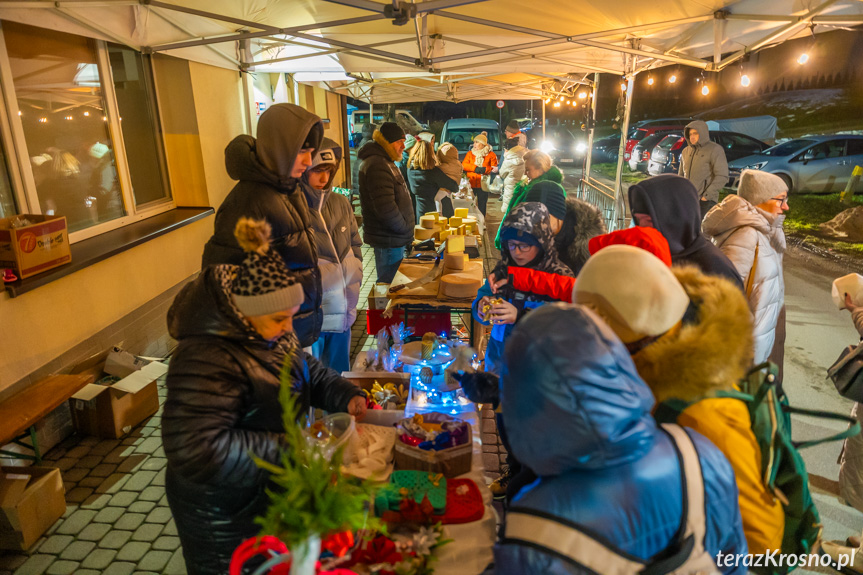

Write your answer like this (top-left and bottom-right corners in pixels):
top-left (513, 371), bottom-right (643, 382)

top-left (576, 177), bottom-right (630, 231)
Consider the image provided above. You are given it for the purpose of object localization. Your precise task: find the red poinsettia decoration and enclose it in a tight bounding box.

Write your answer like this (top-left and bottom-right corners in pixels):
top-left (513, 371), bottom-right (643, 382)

top-left (348, 535), bottom-right (404, 566)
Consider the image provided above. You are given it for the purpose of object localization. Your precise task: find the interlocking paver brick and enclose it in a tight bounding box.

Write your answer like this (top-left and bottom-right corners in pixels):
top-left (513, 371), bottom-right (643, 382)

top-left (65, 445), bottom-right (91, 459)
top-left (128, 501), bottom-right (156, 514)
top-left (54, 458), bottom-right (76, 471)
top-left (138, 486), bottom-right (162, 502)
top-left (75, 455), bottom-right (103, 469)
top-left (81, 548), bottom-right (117, 570)
top-left (162, 520), bottom-right (178, 536)
top-left (59, 541), bottom-right (96, 561)
top-left (99, 530), bottom-right (132, 550)
top-left (88, 440), bottom-right (121, 456)
top-left (104, 445), bottom-right (137, 464)
top-left (45, 560), bottom-right (79, 575)
top-left (93, 506), bottom-right (125, 523)
top-left (113, 513), bottom-right (145, 531)
top-left (102, 562), bottom-right (136, 575)
top-left (96, 473), bottom-right (130, 494)
top-left (78, 522), bottom-right (112, 541)
top-left (56, 510), bottom-right (96, 535)
top-left (145, 507), bottom-right (172, 524)
top-left (141, 457), bottom-right (166, 471)
top-left (162, 549), bottom-right (186, 575)
top-left (131, 523), bottom-right (163, 542)
top-left (117, 455), bottom-right (148, 474)
top-left (74, 570), bottom-right (102, 575)
top-left (79, 477), bottom-right (104, 488)
top-left (38, 534), bottom-right (73, 555)
top-left (136, 550), bottom-right (172, 572)
top-left (116, 541), bottom-right (150, 562)
top-left (0, 553), bottom-right (27, 571)
top-left (123, 471), bottom-right (157, 492)
top-left (108, 491), bottom-right (138, 507)
top-left (91, 463), bottom-right (118, 477)
top-left (134, 437), bottom-right (161, 454)
top-left (12, 554), bottom-right (54, 575)
top-left (80, 493), bottom-right (113, 510)
top-left (61, 468), bottom-right (88, 483)
top-left (151, 469), bottom-right (166, 487)
top-left (152, 536), bottom-right (180, 551)
top-left (65, 486), bottom-right (94, 503)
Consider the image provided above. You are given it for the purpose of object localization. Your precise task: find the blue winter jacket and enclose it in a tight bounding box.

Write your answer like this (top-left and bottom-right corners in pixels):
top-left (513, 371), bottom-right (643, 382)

top-left (494, 304), bottom-right (747, 575)
top-left (472, 282), bottom-right (545, 375)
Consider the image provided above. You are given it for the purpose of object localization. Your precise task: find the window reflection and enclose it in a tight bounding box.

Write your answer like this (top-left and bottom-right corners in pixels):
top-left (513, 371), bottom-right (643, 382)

top-left (4, 21), bottom-right (124, 233)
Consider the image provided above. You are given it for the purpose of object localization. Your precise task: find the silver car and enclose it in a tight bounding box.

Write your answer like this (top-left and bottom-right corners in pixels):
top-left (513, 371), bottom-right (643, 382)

top-left (729, 135), bottom-right (863, 193)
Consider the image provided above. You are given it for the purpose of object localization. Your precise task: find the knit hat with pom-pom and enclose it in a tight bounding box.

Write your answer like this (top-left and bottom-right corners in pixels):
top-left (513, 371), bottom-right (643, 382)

top-left (230, 218), bottom-right (304, 316)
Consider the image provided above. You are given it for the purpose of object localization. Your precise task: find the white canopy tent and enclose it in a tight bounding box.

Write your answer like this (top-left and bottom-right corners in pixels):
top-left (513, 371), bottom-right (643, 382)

top-left (0, 0), bottom-right (861, 103)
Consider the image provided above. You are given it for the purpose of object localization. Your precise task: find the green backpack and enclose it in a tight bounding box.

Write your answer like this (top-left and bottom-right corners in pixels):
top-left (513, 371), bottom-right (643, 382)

top-left (655, 362), bottom-right (860, 574)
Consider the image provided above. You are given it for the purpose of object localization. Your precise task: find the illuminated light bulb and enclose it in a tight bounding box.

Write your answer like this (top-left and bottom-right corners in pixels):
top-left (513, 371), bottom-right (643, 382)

top-left (741, 74), bottom-right (751, 87)
top-left (647, 76), bottom-right (654, 86)
top-left (65, 116), bottom-right (73, 121)
top-left (620, 83), bottom-right (627, 91)
top-left (553, 102), bottom-right (561, 108)
top-left (567, 100), bottom-right (571, 105)
top-left (102, 116), bottom-right (107, 121)
top-left (578, 92), bottom-right (587, 100)
top-left (544, 98), bottom-right (550, 104)
top-left (701, 85), bottom-right (710, 96)
top-left (797, 52), bottom-right (809, 65)
top-left (83, 111), bottom-right (89, 117)
top-left (17, 111), bottom-right (21, 116)
top-left (39, 117), bottom-right (47, 123)
top-left (669, 74), bottom-right (677, 84)
top-left (559, 95), bottom-right (564, 101)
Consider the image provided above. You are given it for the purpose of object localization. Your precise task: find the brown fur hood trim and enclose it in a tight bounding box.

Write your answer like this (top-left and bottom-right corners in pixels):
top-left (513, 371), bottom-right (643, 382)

top-left (632, 265), bottom-right (754, 404)
top-left (373, 130), bottom-right (402, 162)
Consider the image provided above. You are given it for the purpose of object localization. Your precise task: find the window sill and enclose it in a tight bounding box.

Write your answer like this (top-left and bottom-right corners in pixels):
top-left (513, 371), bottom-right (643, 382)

top-left (4, 207), bottom-right (214, 298)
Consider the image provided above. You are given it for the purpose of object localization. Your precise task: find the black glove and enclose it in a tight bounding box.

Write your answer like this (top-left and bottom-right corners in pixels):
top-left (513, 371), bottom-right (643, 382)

top-left (451, 371), bottom-right (500, 408)
top-left (474, 166), bottom-right (486, 175)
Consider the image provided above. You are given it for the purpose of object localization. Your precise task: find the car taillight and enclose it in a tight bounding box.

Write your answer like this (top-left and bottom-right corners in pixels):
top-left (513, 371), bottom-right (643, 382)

top-left (671, 138), bottom-right (685, 151)
top-left (644, 151), bottom-right (651, 160)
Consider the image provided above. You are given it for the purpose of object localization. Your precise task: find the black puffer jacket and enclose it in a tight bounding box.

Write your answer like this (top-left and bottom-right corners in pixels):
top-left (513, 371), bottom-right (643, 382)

top-left (555, 195), bottom-right (607, 275)
top-left (202, 135), bottom-right (322, 347)
top-left (358, 131), bottom-right (416, 248)
top-left (162, 266), bottom-right (363, 575)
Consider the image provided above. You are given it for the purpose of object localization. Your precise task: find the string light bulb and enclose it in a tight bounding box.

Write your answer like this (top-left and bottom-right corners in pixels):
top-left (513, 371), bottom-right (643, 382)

top-left (83, 111), bottom-right (90, 117)
top-left (741, 74), bottom-right (751, 87)
top-left (669, 74), bottom-right (677, 84)
top-left (620, 82), bottom-right (627, 92)
top-left (701, 84), bottom-right (710, 96)
top-left (578, 91), bottom-right (587, 100)
top-left (553, 101), bottom-right (561, 108)
top-left (797, 52), bottom-right (809, 65)
top-left (647, 75), bottom-right (654, 86)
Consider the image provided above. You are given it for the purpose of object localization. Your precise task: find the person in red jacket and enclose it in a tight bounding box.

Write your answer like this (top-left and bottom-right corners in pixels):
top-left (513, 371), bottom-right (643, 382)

top-left (489, 226), bottom-right (673, 303)
top-left (462, 132), bottom-right (498, 216)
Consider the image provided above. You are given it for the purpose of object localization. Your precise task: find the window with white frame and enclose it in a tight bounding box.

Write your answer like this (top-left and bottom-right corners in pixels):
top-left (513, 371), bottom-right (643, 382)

top-left (0, 21), bottom-right (171, 239)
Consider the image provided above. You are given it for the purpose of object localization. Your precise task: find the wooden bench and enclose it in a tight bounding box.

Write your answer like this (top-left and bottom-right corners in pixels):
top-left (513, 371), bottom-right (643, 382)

top-left (0, 374), bottom-right (92, 464)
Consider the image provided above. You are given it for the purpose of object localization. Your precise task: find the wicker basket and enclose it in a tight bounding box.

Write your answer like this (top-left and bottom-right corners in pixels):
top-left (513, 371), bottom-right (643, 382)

top-left (394, 424), bottom-right (472, 478)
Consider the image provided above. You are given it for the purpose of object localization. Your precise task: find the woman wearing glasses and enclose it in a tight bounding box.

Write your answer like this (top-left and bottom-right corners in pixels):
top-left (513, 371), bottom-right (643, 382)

top-left (703, 169), bottom-right (789, 367)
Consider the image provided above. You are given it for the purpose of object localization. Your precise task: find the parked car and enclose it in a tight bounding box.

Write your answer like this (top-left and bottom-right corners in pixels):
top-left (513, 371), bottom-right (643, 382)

top-left (628, 131), bottom-right (677, 173)
top-left (592, 134), bottom-right (621, 164)
top-left (648, 131), bottom-right (768, 177)
top-left (440, 118), bottom-right (502, 161)
top-left (350, 109), bottom-right (426, 146)
top-left (526, 126), bottom-right (586, 166)
top-left (729, 135), bottom-right (863, 193)
top-left (624, 122), bottom-right (688, 162)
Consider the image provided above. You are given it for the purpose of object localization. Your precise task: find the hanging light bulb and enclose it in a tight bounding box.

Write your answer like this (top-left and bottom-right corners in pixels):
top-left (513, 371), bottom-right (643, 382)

top-left (83, 111), bottom-right (90, 117)
top-left (741, 74), bottom-right (751, 87)
top-left (620, 82), bottom-right (627, 92)
top-left (578, 91), bottom-right (587, 100)
top-left (559, 95), bottom-right (564, 101)
top-left (701, 84), bottom-right (710, 96)
top-left (647, 75), bottom-right (654, 86)
top-left (669, 74), bottom-right (677, 84)
top-left (17, 111), bottom-right (21, 116)
top-left (553, 101), bottom-right (561, 108)
top-left (567, 100), bottom-right (571, 105)
top-left (797, 52), bottom-right (809, 65)
top-left (544, 97), bottom-right (550, 104)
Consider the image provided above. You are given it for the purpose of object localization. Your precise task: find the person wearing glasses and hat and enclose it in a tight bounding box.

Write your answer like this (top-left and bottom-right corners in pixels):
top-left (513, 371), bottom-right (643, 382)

top-left (703, 169), bottom-right (789, 369)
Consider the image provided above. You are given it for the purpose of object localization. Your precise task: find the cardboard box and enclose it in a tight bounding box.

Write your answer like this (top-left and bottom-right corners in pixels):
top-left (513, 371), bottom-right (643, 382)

top-left (367, 283), bottom-right (391, 311)
top-left (0, 215), bottom-right (71, 280)
top-left (69, 354), bottom-right (166, 439)
top-left (341, 371), bottom-right (411, 393)
top-left (0, 467), bottom-right (65, 551)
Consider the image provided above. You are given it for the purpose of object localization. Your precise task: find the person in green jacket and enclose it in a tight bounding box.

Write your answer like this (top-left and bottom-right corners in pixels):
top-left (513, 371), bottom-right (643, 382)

top-left (495, 149), bottom-right (563, 250)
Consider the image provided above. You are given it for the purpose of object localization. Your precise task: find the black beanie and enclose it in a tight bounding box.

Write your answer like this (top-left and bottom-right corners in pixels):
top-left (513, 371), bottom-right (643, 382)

top-left (379, 122), bottom-right (406, 143)
top-left (524, 181), bottom-right (567, 220)
top-left (504, 136), bottom-right (519, 150)
top-left (506, 120), bottom-right (520, 132)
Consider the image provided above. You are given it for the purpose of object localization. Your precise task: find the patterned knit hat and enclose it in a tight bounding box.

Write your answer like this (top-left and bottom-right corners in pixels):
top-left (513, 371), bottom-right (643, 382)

top-left (231, 218), bottom-right (304, 316)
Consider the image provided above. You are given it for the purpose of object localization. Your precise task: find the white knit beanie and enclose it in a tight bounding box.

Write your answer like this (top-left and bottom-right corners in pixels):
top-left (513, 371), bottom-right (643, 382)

top-left (573, 245), bottom-right (690, 344)
top-left (737, 169), bottom-right (788, 206)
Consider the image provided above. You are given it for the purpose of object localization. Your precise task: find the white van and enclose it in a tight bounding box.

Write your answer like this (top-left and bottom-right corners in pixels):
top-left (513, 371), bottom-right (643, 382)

top-left (350, 109), bottom-right (426, 144)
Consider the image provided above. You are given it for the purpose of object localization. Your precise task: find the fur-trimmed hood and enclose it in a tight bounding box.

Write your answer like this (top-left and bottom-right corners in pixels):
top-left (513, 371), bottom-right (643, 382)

top-left (372, 130), bottom-right (403, 162)
top-left (556, 195), bottom-right (607, 275)
top-left (632, 265), bottom-right (754, 404)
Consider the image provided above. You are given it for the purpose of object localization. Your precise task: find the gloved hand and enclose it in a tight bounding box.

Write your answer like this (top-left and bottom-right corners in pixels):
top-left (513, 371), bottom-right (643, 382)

top-left (451, 371), bottom-right (500, 408)
top-left (474, 166), bottom-right (486, 175)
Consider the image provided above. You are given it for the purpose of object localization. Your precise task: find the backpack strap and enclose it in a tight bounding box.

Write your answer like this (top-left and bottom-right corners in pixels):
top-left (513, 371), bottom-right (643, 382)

top-left (503, 509), bottom-right (647, 575)
top-left (661, 424), bottom-right (708, 557)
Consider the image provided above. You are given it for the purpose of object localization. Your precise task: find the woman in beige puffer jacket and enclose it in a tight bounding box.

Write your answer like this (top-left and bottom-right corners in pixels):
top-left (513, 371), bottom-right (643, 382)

top-left (702, 169), bottom-right (789, 365)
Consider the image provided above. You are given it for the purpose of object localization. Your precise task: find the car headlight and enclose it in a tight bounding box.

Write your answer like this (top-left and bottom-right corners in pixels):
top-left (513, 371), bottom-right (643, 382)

top-left (743, 161), bottom-right (767, 170)
top-left (575, 142), bottom-right (587, 154)
top-left (540, 141), bottom-right (555, 154)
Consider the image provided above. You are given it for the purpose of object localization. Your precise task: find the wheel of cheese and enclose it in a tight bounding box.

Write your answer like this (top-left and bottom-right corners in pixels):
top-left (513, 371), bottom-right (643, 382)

top-left (414, 225), bottom-right (435, 240)
top-left (419, 215), bottom-right (437, 229)
top-left (440, 273), bottom-right (482, 298)
top-left (444, 251), bottom-right (466, 270)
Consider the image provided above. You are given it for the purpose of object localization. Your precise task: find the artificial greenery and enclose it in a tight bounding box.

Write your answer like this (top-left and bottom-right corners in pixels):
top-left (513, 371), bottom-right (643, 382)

top-left (250, 351), bottom-right (381, 549)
